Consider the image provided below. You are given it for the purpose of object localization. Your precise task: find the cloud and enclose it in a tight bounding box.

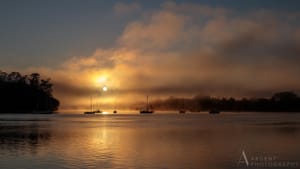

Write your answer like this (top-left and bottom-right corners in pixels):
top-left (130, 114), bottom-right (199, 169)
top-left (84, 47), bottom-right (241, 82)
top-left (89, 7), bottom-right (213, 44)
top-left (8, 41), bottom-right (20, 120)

top-left (20, 2), bottom-right (300, 109)
top-left (113, 2), bottom-right (141, 15)
top-left (118, 10), bottom-right (186, 50)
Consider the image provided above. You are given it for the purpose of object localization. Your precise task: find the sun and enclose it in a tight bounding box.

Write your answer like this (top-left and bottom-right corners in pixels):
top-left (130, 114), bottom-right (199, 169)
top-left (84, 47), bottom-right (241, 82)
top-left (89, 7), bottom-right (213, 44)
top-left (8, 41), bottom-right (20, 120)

top-left (102, 86), bottom-right (108, 92)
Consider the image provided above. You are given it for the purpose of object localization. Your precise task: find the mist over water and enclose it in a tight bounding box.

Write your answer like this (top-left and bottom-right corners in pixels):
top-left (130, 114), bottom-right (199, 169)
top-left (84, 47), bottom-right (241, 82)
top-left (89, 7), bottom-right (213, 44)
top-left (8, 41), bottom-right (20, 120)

top-left (0, 113), bottom-right (299, 169)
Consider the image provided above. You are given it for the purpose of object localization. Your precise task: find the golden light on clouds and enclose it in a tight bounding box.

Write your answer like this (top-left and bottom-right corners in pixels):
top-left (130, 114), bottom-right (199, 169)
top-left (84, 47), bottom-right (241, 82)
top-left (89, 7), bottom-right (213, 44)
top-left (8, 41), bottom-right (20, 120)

top-left (96, 76), bottom-right (107, 84)
top-left (18, 2), bottom-right (300, 111)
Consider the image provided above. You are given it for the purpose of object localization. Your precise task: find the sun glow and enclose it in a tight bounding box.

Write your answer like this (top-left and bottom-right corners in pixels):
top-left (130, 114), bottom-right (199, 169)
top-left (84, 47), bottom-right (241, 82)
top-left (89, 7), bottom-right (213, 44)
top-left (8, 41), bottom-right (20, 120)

top-left (102, 86), bottom-right (108, 92)
top-left (96, 76), bottom-right (107, 84)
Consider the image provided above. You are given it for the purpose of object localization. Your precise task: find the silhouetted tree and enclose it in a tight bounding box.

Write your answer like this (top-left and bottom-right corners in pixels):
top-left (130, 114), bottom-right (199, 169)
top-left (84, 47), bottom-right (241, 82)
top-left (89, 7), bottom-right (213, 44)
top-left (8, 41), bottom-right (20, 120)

top-left (271, 91), bottom-right (300, 112)
top-left (40, 79), bottom-right (53, 96)
top-left (0, 70), bottom-right (59, 113)
top-left (150, 91), bottom-right (300, 112)
top-left (29, 73), bottom-right (40, 87)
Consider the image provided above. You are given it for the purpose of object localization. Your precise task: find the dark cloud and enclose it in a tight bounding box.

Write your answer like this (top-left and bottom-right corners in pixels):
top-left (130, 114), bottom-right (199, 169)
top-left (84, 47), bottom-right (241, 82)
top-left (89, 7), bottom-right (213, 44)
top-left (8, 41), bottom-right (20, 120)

top-left (53, 82), bottom-right (94, 97)
top-left (217, 26), bottom-right (300, 64)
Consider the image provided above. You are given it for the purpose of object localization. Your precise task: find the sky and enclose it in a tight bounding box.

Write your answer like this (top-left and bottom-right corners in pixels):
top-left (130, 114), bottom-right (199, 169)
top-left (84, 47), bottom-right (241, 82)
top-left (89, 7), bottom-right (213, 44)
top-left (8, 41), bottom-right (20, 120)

top-left (1, 0), bottom-right (300, 110)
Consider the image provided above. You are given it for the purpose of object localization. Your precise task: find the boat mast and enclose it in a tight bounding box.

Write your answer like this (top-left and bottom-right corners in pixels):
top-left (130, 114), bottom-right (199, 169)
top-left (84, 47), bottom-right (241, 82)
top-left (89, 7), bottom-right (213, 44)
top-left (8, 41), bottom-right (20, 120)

top-left (146, 95), bottom-right (149, 110)
top-left (90, 96), bottom-right (93, 112)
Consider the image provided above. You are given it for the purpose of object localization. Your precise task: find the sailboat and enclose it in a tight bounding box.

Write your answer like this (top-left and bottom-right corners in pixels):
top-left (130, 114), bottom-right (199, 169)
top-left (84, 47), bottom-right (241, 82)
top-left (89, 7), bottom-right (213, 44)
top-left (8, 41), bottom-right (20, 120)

top-left (84, 96), bottom-right (102, 114)
top-left (140, 96), bottom-right (154, 114)
top-left (179, 109), bottom-right (186, 113)
top-left (113, 96), bottom-right (117, 114)
top-left (179, 99), bottom-right (186, 114)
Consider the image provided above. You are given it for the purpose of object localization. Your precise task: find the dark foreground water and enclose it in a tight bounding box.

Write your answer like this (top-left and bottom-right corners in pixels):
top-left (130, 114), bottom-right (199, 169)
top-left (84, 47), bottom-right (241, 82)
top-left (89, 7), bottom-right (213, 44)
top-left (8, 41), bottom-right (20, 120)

top-left (0, 112), bottom-right (299, 169)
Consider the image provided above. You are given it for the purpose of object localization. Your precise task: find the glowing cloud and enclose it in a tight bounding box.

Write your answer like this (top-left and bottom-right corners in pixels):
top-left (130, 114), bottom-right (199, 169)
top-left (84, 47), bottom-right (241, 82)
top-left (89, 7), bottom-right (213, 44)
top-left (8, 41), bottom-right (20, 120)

top-left (20, 2), bottom-right (300, 110)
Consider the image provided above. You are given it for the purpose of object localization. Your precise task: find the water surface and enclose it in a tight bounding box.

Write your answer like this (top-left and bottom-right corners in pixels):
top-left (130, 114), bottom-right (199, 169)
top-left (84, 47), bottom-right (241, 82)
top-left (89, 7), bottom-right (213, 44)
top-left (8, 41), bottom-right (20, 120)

top-left (0, 112), bottom-right (299, 169)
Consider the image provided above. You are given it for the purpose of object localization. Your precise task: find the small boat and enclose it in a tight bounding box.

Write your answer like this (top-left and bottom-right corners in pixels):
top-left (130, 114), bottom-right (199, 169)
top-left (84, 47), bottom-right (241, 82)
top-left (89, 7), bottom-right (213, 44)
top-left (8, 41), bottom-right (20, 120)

top-left (94, 110), bottom-right (102, 113)
top-left (84, 110), bottom-right (102, 114)
top-left (84, 111), bottom-right (96, 115)
top-left (140, 110), bottom-right (153, 114)
top-left (179, 98), bottom-right (187, 114)
top-left (113, 110), bottom-right (117, 114)
top-left (179, 109), bottom-right (186, 113)
top-left (209, 109), bottom-right (220, 114)
top-left (140, 96), bottom-right (154, 114)
top-left (84, 96), bottom-right (102, 114)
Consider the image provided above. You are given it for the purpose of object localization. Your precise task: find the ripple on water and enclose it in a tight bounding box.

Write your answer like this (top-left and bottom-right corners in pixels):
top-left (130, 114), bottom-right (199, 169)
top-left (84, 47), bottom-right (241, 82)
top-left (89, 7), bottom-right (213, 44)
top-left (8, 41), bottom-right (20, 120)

top-left (0, 113), bottom-right (299, 169)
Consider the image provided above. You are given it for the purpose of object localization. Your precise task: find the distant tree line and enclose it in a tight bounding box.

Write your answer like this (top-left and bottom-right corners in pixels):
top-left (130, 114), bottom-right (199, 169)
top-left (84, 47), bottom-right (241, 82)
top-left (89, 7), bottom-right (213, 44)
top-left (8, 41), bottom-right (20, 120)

top-left (0, 71), bottom-right (59, 113)
top-left (151, 91), bottom-right (300, 112)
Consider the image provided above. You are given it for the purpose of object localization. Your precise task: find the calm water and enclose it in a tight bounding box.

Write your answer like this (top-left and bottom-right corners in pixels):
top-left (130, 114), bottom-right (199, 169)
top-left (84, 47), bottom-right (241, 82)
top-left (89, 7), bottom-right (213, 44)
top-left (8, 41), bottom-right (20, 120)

top-left (0, 112), bottom-right (299, 169)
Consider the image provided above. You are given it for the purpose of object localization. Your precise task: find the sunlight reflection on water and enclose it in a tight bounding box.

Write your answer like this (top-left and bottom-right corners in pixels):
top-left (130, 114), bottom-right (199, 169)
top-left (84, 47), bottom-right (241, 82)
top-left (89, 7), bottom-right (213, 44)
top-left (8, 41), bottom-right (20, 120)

top-left (0, 113), bottom-right (299, 169)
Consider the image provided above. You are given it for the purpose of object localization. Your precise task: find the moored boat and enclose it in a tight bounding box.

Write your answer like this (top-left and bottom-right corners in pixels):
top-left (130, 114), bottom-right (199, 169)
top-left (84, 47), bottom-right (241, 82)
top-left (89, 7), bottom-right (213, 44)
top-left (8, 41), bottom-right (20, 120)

top-left (84, 96), bottom-right (102, 114)
top-left (179, 109), bottom-right (186, 113)
top-left (140, 96), bottom-right (154, 114)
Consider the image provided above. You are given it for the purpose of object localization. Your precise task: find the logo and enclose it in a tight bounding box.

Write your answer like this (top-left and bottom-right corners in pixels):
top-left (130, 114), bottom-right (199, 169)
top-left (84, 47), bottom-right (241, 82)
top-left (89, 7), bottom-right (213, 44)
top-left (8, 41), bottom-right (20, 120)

top-left (237, 150), bottom-right (249, 167)
top-left (236, 150), bottom-right (299, 168)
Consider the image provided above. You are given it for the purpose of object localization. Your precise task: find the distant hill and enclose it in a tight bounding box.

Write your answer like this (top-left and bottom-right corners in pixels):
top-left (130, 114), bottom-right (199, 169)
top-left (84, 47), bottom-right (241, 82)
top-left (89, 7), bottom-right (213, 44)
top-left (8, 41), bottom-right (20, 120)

top-left (0, 71), bottom-right (59, 113)
top-left (150, 91), bottom-right (300, 112)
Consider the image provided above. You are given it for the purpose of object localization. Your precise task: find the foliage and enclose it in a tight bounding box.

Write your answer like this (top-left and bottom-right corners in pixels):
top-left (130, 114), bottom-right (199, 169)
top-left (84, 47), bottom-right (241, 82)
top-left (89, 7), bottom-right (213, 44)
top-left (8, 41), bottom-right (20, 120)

top-left (0, 70), bottom-right (59, 113)
top-left (151, 91), bottom-right (300, 112)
